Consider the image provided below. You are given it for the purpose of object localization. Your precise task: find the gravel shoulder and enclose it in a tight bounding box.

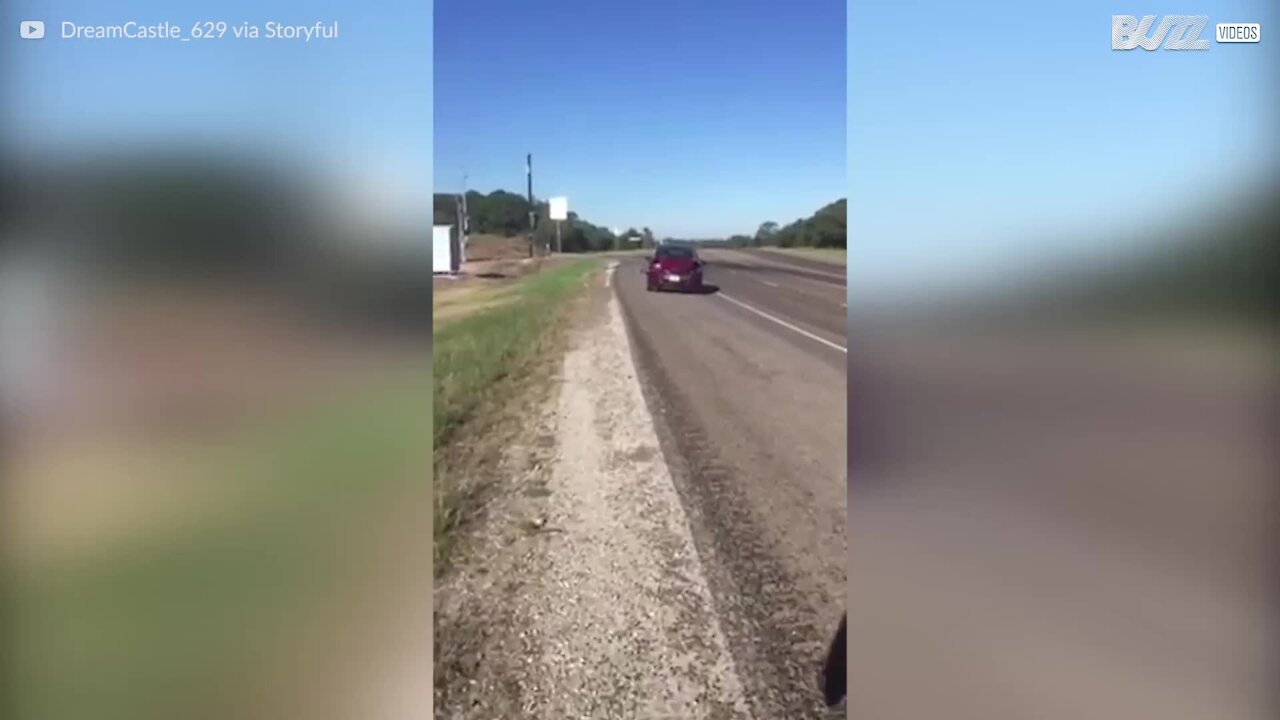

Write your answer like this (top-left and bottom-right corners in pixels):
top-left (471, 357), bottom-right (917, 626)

top-left (433, 264), bottom-right (749, 718)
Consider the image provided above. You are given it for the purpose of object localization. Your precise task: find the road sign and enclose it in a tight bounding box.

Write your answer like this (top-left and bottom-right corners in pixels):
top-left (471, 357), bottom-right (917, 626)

top-left (549, 196), bottom-right (568, 221)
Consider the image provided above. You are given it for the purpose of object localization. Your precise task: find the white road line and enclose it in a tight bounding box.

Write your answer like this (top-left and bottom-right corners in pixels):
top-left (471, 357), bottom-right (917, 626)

top-left (718, 292), bottom-right (848, 354)
top-left (762, 279), bottom-right (780, 288)
top-left (606, 261), bottom-right (618, 287)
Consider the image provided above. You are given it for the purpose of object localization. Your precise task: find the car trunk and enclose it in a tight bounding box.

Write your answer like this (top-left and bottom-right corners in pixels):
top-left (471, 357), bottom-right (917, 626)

top-left (655, 257), bottom-right (697, 274)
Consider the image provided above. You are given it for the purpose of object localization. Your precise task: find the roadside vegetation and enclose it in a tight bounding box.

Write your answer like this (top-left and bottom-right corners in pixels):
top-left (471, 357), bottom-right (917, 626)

top-left (432, 259), bottom-right (597, 570)
top-left (728, 198), bottom-right (848, 249)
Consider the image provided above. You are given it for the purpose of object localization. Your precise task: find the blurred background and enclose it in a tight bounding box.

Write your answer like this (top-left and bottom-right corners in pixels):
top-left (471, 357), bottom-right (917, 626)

top-left (4, 0), bottom-right (1277, 718)
top-left (848, 1), bottom-right (1276, 718)
top-left (2, 2), bottom-right (432, 719)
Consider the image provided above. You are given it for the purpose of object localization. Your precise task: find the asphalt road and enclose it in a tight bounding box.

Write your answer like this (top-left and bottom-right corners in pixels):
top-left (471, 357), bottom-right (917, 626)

top-left (614, 249), bottom-right (848, 717)
top-left (613, 248), bottom-right (1272, 718)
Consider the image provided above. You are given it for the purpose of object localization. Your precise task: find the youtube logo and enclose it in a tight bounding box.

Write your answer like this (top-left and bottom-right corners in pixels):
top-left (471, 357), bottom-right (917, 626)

top-left (20, 20), bottom-right (45, 39)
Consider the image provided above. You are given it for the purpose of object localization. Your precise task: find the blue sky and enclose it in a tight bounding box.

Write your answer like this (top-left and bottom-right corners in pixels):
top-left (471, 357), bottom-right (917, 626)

top-left (849, 0), bottom-right (1278, 296)
top-left (3, 0), bottom-right (433, 212)
top-left (5, 1), bottom-right (1274, 274)
top-left (433, 0), bottom-right (846, 238)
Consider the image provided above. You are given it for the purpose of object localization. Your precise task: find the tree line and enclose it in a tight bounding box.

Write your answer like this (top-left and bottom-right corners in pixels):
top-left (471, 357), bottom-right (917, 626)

top-left (723, 198), bottom-right (847, 248)
top-left (434, 190), bottom-right (662, 253)
top-left (434, 191), bottom-right (848, 252)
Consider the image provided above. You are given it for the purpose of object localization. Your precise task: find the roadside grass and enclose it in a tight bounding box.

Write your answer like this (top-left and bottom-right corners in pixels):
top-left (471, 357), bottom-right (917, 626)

top-left (6, 366), bottom-right (432, 720)
top-left (432, 259), bottom-right (596, 570)
top-left (760, 247), bottom-right (847, 265)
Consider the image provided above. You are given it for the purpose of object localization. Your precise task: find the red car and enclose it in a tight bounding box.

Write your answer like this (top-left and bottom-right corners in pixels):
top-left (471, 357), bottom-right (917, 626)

top-left (645, 245), bottom-right (704, 292)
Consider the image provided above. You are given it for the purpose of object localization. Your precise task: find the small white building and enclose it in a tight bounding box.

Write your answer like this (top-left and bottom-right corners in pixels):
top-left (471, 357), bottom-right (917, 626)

top-left (433, 224), bottom-right (464, 274)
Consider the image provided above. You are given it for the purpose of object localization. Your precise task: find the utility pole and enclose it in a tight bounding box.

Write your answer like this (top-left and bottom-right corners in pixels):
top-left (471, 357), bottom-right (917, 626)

top-left (460, 169), bottom-right (469, 262)
top-left (526, 153), bottom-right (535, 258)
top-left (453, 194), bottom-right (464, 274)
top-left (460, 168), bottom-right (469, 236)
top-left (455, 193), bottom-right (463, 238)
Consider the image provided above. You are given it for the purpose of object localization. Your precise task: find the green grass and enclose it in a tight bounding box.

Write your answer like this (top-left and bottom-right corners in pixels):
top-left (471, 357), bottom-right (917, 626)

top-left (760, 247), bottom-right (847, 265)
top-left (432, 259), bottom-right (596, 566)
top-left (6, 370), bottom-right (433, 720)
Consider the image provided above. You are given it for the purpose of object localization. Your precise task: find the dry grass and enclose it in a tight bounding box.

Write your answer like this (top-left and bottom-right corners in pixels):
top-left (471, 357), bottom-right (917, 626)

top-left (465, 233), bottom-right (529, 262)
top-left (433, 281), bottom-right (520, 327)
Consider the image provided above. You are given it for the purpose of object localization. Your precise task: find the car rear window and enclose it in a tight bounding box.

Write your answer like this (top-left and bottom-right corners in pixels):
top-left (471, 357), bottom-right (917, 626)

top-left (657, 247), bottom-right (694, 259)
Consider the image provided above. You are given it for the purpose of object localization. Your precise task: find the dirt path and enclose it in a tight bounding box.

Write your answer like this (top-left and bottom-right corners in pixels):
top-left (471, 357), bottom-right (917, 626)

top-left (434, 264), bottom-right (750, 718)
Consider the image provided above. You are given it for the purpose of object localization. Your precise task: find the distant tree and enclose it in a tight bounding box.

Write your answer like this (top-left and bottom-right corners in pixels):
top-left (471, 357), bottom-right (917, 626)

top-left (809, 199), bottom-right (846, 248)
top-left (563, 225), bottom-right (590, 253)
top-left (433, 195), bottom-right (457, 226)
top-left (777, 220), bottom-right (800, 248)
top-left (755, 221), bottom-right (779, 247)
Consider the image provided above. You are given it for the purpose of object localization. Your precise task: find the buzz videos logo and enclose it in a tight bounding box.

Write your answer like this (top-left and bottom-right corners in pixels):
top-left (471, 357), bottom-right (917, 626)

top-left (1113, 15), bottom-right (1210, 50)
top-left (1113, 15), bottom-right (1261, 50)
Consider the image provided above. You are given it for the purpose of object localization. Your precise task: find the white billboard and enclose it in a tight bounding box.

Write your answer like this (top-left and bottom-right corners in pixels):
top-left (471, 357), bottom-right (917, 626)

top-left (549, 196), bottom-right (568, 221)
top-left (433, 225), bottom-right (455, 274)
